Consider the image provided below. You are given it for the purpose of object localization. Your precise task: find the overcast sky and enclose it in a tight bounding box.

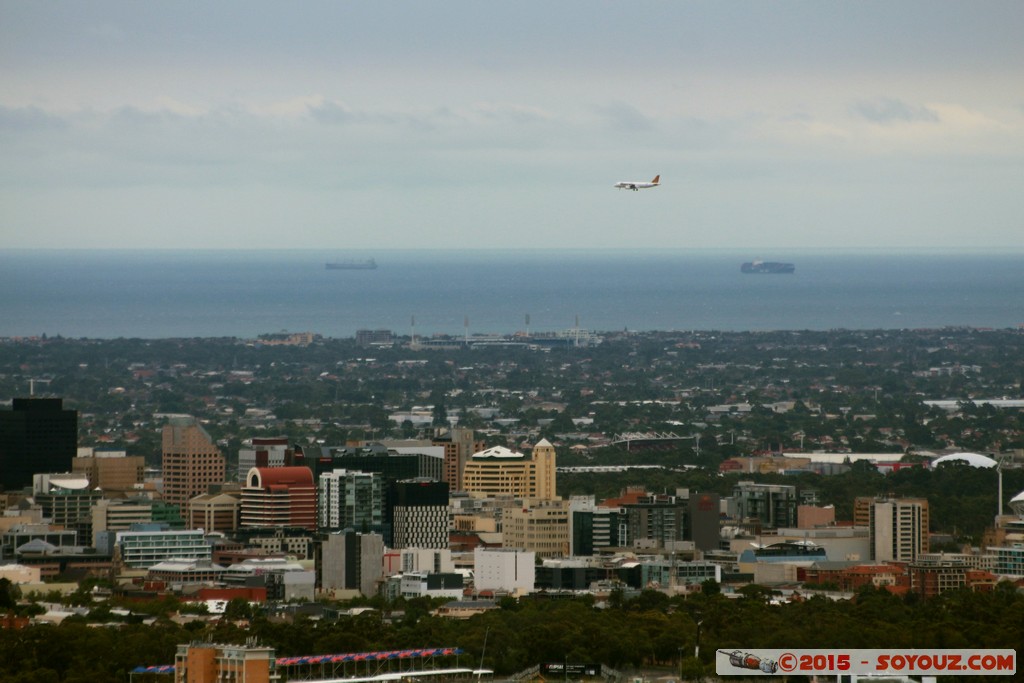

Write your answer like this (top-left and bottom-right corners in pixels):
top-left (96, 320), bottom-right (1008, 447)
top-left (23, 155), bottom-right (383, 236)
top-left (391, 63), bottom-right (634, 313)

top-left (2, 1), bottom-right (1022, 250)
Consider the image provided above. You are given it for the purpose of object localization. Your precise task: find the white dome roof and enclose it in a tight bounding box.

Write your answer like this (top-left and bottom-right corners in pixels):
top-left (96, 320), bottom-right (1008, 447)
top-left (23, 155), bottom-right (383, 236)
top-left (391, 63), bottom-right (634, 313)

top-left (932, 452), bottom-right (997, 469)
top-left (49, 476), bottom-right (91, 490)
top-left (472, 445), bottom-right (524, 459)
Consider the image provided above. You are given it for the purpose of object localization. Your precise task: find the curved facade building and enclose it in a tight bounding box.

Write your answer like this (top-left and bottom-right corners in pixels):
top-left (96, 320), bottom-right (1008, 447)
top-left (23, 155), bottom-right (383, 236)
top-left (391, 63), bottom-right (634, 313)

top-left (462, 439), bottom-right (557, 500)
top-left (241, 466), bottom-right (316, 531)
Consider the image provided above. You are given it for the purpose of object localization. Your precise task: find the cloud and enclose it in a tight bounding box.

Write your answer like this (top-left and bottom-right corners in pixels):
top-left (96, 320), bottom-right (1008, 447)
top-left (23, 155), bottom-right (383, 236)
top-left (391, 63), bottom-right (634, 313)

top-left (593, 101), bottom-right (655, 132)
top-left (852, 98), bottom-right (940, 124)
top-left (472, 102), bottom-right (552, 125)
top-left (0, 105), bottom-right (69, 132)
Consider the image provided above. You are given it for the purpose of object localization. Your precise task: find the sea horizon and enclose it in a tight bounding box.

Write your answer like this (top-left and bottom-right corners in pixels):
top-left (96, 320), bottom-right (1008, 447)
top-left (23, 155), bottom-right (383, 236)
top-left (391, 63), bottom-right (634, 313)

top-left (2, 248), bottom-right (1023, 339)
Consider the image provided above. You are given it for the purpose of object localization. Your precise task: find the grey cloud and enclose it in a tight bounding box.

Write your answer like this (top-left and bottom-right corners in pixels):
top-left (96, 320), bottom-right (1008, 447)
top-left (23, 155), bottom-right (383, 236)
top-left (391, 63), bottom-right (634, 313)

top-left (852, 98), bottom-right (940, 124)
top-left (593, 101), bottom-right (654, 132)
top-left (308, 100), bottom-right (360, 125)
top-left (0, 106), bottom-right (69, 132)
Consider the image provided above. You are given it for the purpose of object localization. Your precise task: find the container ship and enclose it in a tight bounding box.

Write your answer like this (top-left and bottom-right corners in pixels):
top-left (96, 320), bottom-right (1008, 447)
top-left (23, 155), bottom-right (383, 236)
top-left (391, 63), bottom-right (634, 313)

top-left (741, 260), bottom-right (794, 274)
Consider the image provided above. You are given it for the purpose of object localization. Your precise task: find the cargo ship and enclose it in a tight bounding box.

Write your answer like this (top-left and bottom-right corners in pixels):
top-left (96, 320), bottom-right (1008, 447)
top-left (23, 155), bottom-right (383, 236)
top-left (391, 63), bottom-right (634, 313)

top-left (741, 260), bottom-right (794, 274)
top-left (325, 258), bottom-right (377, 270)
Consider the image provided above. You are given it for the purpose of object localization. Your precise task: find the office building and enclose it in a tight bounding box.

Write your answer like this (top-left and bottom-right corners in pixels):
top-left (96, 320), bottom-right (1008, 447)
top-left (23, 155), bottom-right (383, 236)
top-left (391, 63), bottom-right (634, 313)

top-left (433, 428), bottom-right (485, 491)
top-left (318, 530), bottom-right (384, 598)
top-left (32, 474), bottom-right (101, 546)
top-left (572, 506), bottom-right (630, 556)
top-left (116, 527), bottom-right (211, 569)
top-left (474, 547), bottom-right (535, 593)
top-left (241, 467), bottom-right (316, 531)
top-left (625, 492), bottom-right (687, 550)
top-left (91, 498), bottom-right (154, 546)
top-left (388, 479), bottom-right (449, 549)
top-left (688, 491), bottom-right (722, 551)
top-left (236, 437), bottom-right (295, 482)
top-left (0, 398), bottom-right (78, 491)
top-left (503, 499), bottom-right (570, 558)
top-left (462, 439), bottom-right (557, 500)
top-left (72, 448), bottom-right (144, 491)
top-left (856, 496), bottom-right (929, 562)
top-left (302, 443), bottom-right (443, 482)
top-left (161, 417), bottom-right (225, 511)
top-left (729, 481), bottom-right (798, 529)
top-left (318, 469), bottom-right (384, 534)
top-left (188, 492), bottom-right (241, 533)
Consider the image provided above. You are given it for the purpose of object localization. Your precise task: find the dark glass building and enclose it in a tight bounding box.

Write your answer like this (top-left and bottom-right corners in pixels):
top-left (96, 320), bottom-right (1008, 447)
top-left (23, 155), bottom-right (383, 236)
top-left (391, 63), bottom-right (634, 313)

top-left (0, 398), bottom-right (78, 491)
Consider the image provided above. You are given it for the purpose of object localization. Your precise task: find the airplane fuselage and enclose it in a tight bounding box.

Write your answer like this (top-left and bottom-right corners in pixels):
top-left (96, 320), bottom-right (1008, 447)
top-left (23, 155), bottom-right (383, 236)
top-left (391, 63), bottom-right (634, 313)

top-left (615, 174), bottom-right (660, 191)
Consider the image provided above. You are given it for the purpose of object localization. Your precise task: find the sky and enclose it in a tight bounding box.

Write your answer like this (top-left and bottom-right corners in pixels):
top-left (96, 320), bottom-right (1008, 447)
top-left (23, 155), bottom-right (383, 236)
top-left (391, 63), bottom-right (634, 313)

top-left (2, 1), bottom-right (1023, 251)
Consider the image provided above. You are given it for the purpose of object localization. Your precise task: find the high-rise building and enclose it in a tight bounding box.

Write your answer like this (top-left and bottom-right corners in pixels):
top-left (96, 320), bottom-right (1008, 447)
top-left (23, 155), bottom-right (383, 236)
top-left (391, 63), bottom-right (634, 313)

top-left (241, 467), bottom-right (316, 531)
top-left (730, 481), bottom-right (798, 529)
top-left (688, 491), bottom-right (722, 552)
top-left (236, 437), bottom-right (295, 482)
top-left (301, 443), bottom-right (442, 481)
top-left (32, 474), bottom-right (101, 546)
top-left (0, 398), bottom-right (78, 491)
top-left (73, 448), bottom-right (144, 491)
top-left (503, 498), bottom-right (570, 558)
top-left (318, 469), bottom-right (383, 534)
top-left (572, 506), bottom-right (630, 556)
top-left (462, 439), bottom-right (557, 500)
top-left (91, 498), bottom-right (154, 546)
top-left (625, 493), bottom-right (687, 550)
top-left (433, 428), bottom-right (484, 492)
top-left (855, 496), bottom-right (929, 562)
top-left (188, 492), bottom-right (241, 533)
top-left (318, 530), bottom-right (384, 597)
top-left (161, 417), bottom-right (225, 511)
top-left (388, 479), bottom-right (449, 549)
top-left (474, 547), bottom-right (535, 593)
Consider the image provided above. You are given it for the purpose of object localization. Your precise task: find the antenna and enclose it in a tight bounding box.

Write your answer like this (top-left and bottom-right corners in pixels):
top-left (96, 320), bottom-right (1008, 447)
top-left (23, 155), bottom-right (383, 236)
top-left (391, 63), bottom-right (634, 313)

top-left (997, 454), bottom-right (1006, 524)
top-left (525, 313), bottom-right (530, 338)
top-left (477, 626), bottom-right (490, 681)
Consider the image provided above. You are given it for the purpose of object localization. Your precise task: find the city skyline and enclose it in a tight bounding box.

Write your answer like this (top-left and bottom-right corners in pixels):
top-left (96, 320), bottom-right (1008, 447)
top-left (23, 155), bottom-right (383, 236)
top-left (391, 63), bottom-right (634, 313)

top-left (2, 1), bottom-right (1023, 250)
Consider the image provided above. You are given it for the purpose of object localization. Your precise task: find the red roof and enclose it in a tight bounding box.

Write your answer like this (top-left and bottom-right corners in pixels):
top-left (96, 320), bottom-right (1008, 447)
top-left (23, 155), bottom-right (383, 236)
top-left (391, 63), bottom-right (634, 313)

top-left (252, 466), bottom-right (313, 488)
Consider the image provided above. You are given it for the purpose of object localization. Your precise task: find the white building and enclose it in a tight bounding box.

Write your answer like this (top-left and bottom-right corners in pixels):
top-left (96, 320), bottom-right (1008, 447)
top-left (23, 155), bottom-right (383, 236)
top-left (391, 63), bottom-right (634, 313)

top-left (225, 557), bottom-right (315, 602)
top-left (398, 571), bottom-right (464, 600)
top-left (398, 547), bottom-right (455, 575)
top-left (474, 547), bottom-right (535, 593)
top-left (116, 528), bottom-right (211, 569)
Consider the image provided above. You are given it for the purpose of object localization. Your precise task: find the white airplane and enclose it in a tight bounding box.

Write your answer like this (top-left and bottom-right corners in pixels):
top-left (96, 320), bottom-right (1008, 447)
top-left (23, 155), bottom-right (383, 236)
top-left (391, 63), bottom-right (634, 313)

top-left (614, 174), bottom-right (660, 191)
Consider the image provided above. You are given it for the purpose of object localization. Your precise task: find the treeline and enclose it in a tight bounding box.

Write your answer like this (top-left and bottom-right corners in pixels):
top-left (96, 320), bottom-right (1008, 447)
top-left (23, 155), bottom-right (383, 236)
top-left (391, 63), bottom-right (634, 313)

top-left (3, 586), bottom-right (1022, 682)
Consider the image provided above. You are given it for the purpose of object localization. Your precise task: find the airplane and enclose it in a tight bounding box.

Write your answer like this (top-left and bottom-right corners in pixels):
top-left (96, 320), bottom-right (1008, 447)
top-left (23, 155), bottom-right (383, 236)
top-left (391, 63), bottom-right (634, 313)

top-left (614, 174), bottom-right (660, 191)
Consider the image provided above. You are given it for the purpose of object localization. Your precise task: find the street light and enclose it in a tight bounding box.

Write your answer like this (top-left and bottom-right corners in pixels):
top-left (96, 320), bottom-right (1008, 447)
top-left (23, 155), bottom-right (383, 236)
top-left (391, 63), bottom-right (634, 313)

top-left (694, 620), bottom-right (704, 660)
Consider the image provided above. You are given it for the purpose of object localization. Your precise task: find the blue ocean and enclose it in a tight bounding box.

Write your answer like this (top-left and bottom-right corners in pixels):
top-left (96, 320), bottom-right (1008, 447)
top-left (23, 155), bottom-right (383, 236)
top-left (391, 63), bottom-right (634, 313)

top-left (1, 249), bottom-right (1022, 339)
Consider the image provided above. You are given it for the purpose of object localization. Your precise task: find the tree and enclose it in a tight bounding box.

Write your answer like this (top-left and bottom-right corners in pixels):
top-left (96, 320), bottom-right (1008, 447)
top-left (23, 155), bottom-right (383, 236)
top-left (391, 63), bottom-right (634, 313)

top-left (0, 578), bottom-right (20, 609)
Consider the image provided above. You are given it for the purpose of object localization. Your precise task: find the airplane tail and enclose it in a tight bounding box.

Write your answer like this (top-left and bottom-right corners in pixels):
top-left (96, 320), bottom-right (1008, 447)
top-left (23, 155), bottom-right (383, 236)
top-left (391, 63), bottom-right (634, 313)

top-left (651, 175), bottom-right (660, 184)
